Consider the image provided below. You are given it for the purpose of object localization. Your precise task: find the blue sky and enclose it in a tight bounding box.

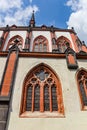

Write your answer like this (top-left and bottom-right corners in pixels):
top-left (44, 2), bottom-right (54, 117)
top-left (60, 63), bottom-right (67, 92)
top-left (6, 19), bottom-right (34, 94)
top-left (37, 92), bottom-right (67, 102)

top-left (0, 0), bottom-right (87, 43)
top-left (30, 0), bottom-right (71, 28)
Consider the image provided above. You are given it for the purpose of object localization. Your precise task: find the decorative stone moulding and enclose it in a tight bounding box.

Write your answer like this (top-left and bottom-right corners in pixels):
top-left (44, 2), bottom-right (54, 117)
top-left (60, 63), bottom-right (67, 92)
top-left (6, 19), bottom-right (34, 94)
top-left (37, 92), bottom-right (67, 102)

top-left (65, 47), bottom-right (78, 69)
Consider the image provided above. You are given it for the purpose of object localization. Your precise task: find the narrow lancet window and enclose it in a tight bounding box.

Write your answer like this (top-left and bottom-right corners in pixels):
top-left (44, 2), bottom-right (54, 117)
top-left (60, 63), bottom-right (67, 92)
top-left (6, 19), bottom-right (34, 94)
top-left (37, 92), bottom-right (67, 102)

top-left (77, 69), bottom-right (87, 110)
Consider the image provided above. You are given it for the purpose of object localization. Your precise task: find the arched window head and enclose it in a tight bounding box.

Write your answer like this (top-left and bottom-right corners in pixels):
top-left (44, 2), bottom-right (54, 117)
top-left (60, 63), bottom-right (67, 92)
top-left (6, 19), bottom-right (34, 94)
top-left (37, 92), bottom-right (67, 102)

top-left (57, 36), bottom-right (71, 53)
top-left (6, 35), bottom-right (23, 51)
top-left (33, 35), bottom-right (48, 52)
top-left (76, 68), bottom-right (87, 110)
top-left (20, 63), bottom-right (64, 117)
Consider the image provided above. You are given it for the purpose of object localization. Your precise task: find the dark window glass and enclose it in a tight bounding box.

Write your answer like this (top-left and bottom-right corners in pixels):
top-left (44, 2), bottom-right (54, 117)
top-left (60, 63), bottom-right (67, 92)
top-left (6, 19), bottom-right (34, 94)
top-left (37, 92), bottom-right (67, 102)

top-left (51, 85), bottom-right (58, 111)
top-left (79, 81), bottom-right (87, 106)
top-left (34, 37), bottom-right (48, 52)
top-left (26, 85), bottom-right (32, 111)
top-left (43, 44), bottom-right (47, 52)
top-left (34, 44), bottom-right (38, 52)
top-left (45, 72), bottom-right (49, 79)
top-left (44, 85), bottom-right (50, 111)
top-left (85, 81), bottom-right (87, 89)
top-left (35, 69), bottom-right (45, 81)
top-left (39, 43), bottom-right (42, 52)
top-left (34, 84), bottom-right (40, 111)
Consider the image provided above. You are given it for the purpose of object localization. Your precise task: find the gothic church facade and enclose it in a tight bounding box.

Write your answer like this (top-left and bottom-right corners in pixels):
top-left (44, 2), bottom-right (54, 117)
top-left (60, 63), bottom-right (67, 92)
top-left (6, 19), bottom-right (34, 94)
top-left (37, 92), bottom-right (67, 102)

top-left (0, 12), bottom-right (87, 130)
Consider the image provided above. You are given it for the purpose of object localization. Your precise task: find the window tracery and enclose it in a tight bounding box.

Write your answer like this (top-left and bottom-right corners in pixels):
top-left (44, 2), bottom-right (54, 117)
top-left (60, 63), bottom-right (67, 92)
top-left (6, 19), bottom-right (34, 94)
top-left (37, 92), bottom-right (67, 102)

top-left (77, 69), bottom-right (87, 110)
top-left (57, 36), bottom-right (70, 53)
top-left (20, 64), bottom-right (64, 117)
top-left (33, 36), bottom-right (48, 52)
top-left (7, 35), bottom-right (23, 51)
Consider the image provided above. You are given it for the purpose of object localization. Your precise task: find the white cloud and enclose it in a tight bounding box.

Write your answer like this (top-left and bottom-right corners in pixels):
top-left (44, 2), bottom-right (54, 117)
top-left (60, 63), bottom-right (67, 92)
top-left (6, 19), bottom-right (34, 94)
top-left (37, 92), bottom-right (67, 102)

top-left (0, 0), bottom-right (39, 26)
top-left (0, 0), bottom-right (22, 12)
top-left (66, 0), bottom-right (79, 11)
top-left (66, 0), bottom-right (87, 44)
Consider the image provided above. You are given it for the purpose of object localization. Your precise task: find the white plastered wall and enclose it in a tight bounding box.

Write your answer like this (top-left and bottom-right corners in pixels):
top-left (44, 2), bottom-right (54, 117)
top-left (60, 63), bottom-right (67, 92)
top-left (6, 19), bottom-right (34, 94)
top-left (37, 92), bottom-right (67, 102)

top-left (30, 31), bottom-right (75, 52)
top-left (7, 57), bottom-right (87, 130)
top-left (3, 31), bottom-right (27, 51)
top-left (55, 32), bottom-right (75, 51)
top-left (30, 31), bottom-right (52, 52)
top-left (1, 30), bottom-right (75, 52)
top-left (0, 31), bottom-right (3, 37)
top-left (0, 57), bottom-right (6, 83)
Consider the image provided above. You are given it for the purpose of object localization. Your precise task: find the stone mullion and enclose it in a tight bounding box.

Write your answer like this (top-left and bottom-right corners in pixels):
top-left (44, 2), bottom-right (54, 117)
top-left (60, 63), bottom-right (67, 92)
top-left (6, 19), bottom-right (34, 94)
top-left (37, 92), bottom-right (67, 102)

top-left (40, 83), bottom-right (44, 112)
top-left (23, 86), bottom-right (28, 112)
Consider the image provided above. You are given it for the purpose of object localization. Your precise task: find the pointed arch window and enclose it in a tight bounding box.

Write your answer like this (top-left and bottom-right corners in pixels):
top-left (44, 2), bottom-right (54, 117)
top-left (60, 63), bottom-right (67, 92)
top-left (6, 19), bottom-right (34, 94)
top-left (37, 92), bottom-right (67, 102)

top-left (33, 36), bottom-right (48, 52)
top-left (57, 36), bottom-right (71, 53)
top-left (77, 69), bottom-right (87, 110)
top-left (20, 64), bottom-right (64, 117)
top-left (6, 35), bottom-right (23, 51)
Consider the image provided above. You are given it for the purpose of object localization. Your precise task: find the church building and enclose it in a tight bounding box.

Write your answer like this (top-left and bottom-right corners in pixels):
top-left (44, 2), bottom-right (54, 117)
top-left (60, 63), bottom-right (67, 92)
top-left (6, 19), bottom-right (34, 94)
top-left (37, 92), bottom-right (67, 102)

top-left (0, 11), bottom-right (87, 130)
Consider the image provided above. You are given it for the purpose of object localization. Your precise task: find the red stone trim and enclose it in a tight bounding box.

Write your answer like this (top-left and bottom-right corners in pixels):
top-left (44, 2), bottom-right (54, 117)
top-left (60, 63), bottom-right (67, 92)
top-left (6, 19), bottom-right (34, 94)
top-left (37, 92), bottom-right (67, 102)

top-left (19, 52), bottom-right (66, 58)
top-left (0, 26), bottom-right (75, 34)
top-left (68, 54), bottom-right (75, 64)
top-left (20, 112), bottom-right (65, 118)
top-left (0, 51), bottom-right (87, 59)
top-left (0, 51), bottom-right (17, 96)
top-left (70, 33), bottom-right (78, 52)
top-left (82, 45), bottom-right (87, 53)
top-left (11, 25), bottom-right (17, 28)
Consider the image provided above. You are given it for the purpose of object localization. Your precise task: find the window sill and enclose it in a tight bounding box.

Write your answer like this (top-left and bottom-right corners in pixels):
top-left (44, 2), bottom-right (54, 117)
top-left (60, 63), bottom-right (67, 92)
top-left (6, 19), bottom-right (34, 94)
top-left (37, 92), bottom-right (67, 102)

top-left (20, 111), bottom-right (65, 118)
